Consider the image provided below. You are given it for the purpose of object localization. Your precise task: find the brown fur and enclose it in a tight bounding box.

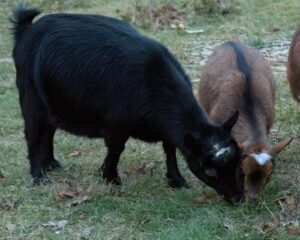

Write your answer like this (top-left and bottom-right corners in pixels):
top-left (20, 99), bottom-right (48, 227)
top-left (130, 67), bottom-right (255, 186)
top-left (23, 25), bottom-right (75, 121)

top-left (198, 42), bottom-right (292, 202)
top-left (240, 145), bottom-right (273, 200)
top-left (287, 28), bottom-right (300, 102)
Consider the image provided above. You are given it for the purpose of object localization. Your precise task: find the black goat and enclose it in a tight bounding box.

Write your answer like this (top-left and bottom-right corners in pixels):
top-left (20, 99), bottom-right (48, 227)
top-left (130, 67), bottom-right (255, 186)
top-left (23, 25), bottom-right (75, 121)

top-left (11, 5), bottom-right (242, 203)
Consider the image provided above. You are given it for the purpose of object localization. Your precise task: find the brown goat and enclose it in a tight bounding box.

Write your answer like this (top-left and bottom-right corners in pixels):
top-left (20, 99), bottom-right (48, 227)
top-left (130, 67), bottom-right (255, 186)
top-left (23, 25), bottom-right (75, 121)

top-left (287, 28), bottom-right (300, 102)
top-left (198, 41), bottom-right (292, 202)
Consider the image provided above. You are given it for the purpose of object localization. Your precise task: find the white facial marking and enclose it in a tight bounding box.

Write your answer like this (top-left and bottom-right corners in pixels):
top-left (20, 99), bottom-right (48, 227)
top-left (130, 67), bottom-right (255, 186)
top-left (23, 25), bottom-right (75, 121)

top-left (251, 153), bottom-right (272, 165)
top-left (215, 147), bottom-right (231, 157)
top-left (213, 144), bottom-right (220, 150)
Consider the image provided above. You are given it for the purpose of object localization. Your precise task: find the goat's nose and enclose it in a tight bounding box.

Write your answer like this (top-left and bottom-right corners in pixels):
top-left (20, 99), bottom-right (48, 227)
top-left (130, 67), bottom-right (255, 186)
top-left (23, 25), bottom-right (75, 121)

top-left (224, 193), bottom-right (244, 204)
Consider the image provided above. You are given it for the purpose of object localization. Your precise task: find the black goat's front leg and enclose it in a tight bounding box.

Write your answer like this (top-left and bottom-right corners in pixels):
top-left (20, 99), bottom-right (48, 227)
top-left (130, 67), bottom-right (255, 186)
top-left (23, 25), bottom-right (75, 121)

top-left (163, 141), bottom-right (188, 188)
top-left (41, 127), bottom-right (61, 172)
top-left (100, 134), bottom-right (128, 185)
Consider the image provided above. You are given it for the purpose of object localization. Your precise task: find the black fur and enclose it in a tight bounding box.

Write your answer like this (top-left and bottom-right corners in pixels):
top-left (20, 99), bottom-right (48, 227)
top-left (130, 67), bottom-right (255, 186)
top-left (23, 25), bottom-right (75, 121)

top-left (12, 6), bottom-right (242, 202)
top-left (224, 41), bottom-right (262, 139)
top-left (11, 4), bottom-right (40, 42)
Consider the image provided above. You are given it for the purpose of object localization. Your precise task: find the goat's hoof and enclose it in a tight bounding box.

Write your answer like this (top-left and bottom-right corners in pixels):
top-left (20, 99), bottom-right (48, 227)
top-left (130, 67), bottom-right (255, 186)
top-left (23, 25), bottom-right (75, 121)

top-left (44, 159), bottom-right (61, 171)
top-left (167, 176), bottom-right (189, 188)
top-left (103, 176), bottom-right (122, 185)
top-left (33, 175), bottom-right (53, 185)
top-left (100, 165), bottom-right (122, 185)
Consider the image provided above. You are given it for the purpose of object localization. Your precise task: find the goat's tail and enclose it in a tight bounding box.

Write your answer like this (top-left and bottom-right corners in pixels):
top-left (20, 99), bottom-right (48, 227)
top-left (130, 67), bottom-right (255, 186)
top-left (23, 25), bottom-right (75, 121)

top-left (11, 4), bottom-right (40, 43)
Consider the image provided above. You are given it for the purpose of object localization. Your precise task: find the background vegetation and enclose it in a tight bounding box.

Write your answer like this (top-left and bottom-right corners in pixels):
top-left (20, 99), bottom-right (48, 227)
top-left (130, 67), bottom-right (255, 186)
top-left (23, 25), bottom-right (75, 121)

top-left (0, 0), bottom-right (300, 239)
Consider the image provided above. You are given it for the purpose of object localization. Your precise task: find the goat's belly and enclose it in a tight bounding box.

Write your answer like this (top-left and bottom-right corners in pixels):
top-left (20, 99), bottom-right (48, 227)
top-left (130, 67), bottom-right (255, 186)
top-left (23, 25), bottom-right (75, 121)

top-left (49, 114), bottom-right (104, 138)
top-left (131, 126), bottom-right (163, 143)
top-left (44, 100), bottom-right (104, 138)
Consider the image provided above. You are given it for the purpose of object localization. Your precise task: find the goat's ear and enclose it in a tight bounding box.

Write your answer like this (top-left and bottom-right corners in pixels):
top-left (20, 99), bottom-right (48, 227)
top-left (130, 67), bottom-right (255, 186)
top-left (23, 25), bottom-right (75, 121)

top-left (238, 142), bottom-right (245, 150)
top-left (270, 137), bottom-right (293, 155)
top-left (222, 111), bottom-right (239, 132)
top-left (238, 141), bottom-right (248, 154)
top-left (184, 133), bottom-right (200, 154)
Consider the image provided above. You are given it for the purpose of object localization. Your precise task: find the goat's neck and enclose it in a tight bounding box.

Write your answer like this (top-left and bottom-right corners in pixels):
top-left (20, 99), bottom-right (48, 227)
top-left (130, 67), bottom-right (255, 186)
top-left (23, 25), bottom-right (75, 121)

top-left (232, 114), bottom-right (269, 147)
top-left (166, 103), bottom-right (213, 156)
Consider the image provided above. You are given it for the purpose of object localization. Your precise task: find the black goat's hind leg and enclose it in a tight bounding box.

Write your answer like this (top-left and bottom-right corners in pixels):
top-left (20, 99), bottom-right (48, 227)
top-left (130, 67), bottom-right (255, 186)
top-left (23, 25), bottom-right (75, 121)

top-left (163, 141), bottom-right (188, 188)
top-left (25, 121), bottom-right (53, 184)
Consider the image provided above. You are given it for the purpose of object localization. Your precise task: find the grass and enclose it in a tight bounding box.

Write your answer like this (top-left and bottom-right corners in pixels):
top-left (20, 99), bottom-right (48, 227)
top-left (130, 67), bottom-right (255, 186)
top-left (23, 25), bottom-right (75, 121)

top-left (0, 0), bottom-right (300, 239)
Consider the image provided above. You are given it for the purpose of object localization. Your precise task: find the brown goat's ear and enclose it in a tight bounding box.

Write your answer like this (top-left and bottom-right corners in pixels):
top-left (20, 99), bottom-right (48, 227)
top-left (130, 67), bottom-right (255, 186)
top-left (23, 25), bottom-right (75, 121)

top-left (270, 137), bottom-right (293, 155)
top-left (222, 111), bottom-right (239, 132)
top-left (238, 142), bottom-right (245, 151)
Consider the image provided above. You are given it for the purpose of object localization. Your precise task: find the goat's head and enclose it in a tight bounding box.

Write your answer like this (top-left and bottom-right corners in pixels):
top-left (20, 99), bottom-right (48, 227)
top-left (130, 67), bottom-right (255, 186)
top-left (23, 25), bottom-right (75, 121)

top-left (237, 138), bottom-right (293, 203)
top-left (184, 111), bottom-right (243, 203)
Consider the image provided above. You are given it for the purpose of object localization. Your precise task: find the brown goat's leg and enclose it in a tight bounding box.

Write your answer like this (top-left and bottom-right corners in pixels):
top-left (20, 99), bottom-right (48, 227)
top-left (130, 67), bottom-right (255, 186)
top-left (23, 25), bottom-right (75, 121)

top-left (163, 141), bottom-right (188, 188)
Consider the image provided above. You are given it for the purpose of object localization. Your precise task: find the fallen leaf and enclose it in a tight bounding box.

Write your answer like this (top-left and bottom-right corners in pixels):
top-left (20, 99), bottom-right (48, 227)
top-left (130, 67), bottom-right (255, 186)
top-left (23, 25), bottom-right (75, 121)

top-left (151, 3), bottom-right (186, 28)
top-left (170, 22), bottom-right (186, 29)
top-left (286, 226), bottom-right (300, 237)
top-left (118, 7), bottom-right (134, 23)
top-left (192, 197), bottom-right (208, 205)
top-left (0, 201), bottom-right (15, 210)
top-left (63, 176), bottom-right (79, 188)
top-left (285, 197), bottom-right (296, 206)
top-left (223, 218), bottom-right (234, 231)
top-left (135, 217), bottom-right (150, 226)
top-left (86, 186), bottom-right (93, 194)
top-left (57, 220), bottom-right (68, 229)
top-left (192, 192), bottom-right (219, 205)
top-left (54, 191), bottom-right (79, 201)
top-left (178, 23), bottom-right (185, 29)
top-left (60, 191), bottom-right (78, 198)
top-left (186, 28), bottom-right (204, 34)
top-left (6, 223), bottom-right (16, 231)
top-left (276, 196), bottom-right (298, 213)
top-left (136, 162), bottom-right (156, 175)
top-left (290, 220), bottom-right (299, 228)
top-left (271, 27), bottom-right (280, 32)
top-left (75, 226), bottom-right (94, 239)
top-left (67, 196), bottom-right (91, 207)
top-left (42, 220), bottom-right (68, 229)
top-left (262, 216), bottom-right (280, 233)
top-left (67, 151), bottom-right (81, 158)
top-left (42, 221), bottom-right (57, 227)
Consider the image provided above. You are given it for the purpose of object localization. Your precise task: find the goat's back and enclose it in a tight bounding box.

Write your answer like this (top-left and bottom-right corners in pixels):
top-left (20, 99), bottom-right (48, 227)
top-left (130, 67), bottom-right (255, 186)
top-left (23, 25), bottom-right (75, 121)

top-left (198, 42), bottom-right (275, 144)
top-left (13, 12), bottom-right (196, 140)
top-left (287, 28), bottom-right (300, 102)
